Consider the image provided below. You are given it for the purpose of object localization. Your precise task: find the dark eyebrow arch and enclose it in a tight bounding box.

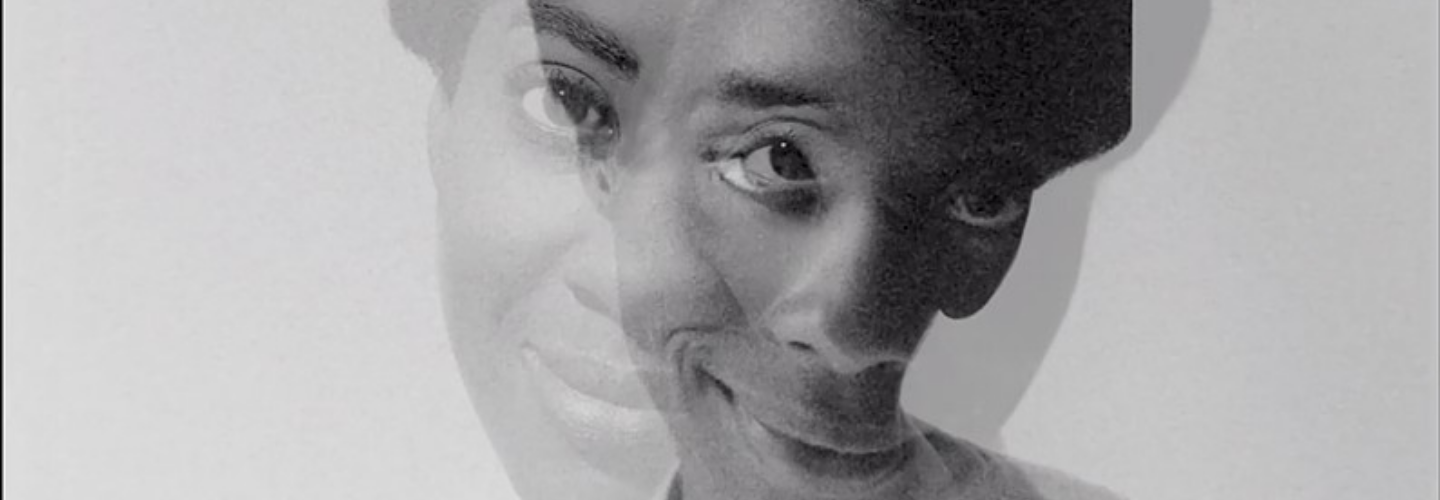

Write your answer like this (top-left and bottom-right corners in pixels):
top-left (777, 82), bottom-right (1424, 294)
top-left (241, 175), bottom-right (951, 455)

top-left (715, 72), bottom-right (838, 110)
top-left (523, 0), bottom-right (640, 80)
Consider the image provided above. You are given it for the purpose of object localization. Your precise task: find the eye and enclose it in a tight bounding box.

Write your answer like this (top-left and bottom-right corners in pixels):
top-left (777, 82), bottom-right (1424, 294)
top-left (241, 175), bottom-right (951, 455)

top-left (518, 71), bottom-right (607, 135)
top-left (717, 139), bottom-right (817, 193)
top-left (518, 85), bottom-right (584, 136)
top-left (509, 63), bottom-right (619, 159)
top-left (947, 191), bottom-right (1027, 228)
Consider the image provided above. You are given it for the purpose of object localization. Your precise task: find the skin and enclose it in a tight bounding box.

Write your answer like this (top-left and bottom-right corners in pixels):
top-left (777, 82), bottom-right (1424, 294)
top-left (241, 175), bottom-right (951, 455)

top-left (563, 1), bottom-right (1036, 498)
top-left (421, 0), bottom-right (1101, 498)
top-left (427, 0), bottom-right (677, 498)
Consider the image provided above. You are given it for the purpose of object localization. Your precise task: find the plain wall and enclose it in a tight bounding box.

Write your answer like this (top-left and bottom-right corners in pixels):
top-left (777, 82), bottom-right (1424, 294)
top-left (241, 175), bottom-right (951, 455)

top-left (4, 0), bottom-right (1435, 499)
top-left (998, 1), bottom-right (1439, 499)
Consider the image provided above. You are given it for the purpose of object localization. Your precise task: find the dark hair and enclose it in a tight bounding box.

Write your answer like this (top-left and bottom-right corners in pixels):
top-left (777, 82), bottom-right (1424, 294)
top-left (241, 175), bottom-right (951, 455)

top-left (389, 0), bottom-right (1131, 176)
top-left (885, 0), bottom-right (1132, 177)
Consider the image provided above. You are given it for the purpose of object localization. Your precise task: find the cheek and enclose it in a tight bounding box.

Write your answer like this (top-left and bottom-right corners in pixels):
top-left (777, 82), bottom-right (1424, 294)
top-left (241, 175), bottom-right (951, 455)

top-left (435, 51), bottom-right (600, 314)
top-left (433, 104), bottom-right (594, 327)
top-left (935, 230), bottom-right (1025, 317)
top-left (611, 162), bottom-right (746, 350)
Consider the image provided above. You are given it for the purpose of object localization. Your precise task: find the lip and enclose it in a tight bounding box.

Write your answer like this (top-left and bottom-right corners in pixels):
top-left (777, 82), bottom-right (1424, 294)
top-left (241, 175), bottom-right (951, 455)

top-left (523, 341), bottom-right (658, 410)
top-left (740, 396), bottom-right (909, 454)
top-left (502, 280), bottom-right (678, 487)
top-left (520, 342), bottom-right (675, 488)
top-left (520, 279), bottom-right (665, 411)
top-left (698, 370), bottom-right (912, 491)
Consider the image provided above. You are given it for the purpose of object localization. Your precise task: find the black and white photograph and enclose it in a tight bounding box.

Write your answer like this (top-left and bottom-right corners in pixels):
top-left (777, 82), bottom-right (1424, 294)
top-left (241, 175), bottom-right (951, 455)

top-left (4, 0), bottom-right (1437, 499)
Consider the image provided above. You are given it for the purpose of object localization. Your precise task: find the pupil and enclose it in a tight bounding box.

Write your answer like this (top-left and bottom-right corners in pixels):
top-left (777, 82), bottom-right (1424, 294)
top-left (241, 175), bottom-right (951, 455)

top-left (548, 86), bottom-right (584, 125)
top-left (770, 141), bottom-right (814, 180)
top-left (546, 81), bottom-right (605, 129)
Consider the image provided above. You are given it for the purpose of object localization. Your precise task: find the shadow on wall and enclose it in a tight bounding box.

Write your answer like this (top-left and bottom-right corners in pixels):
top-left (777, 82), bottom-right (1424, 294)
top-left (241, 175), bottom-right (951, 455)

top-left (902, 0), bottom-right (1213, 451)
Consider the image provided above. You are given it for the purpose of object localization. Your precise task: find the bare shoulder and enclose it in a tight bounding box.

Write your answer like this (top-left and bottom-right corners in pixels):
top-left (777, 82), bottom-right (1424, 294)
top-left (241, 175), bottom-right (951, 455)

top-left (916, 423), bottom-right (1128, 500)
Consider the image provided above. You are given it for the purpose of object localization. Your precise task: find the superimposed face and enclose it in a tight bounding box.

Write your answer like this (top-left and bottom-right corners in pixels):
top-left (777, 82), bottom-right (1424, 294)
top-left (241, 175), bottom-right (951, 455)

top-left (574, 1), bottom-right (1035, 498)
top-left (430, 0), bottom-right (1043, 498)
top-left (427, 1), bottom-right (676, 499)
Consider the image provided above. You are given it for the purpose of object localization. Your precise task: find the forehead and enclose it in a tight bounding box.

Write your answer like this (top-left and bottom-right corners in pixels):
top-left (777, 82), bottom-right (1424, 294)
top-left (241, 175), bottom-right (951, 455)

top-left (539, 0), bottom-right (983, 170)
top-left (678, 0), bottom-right (967, 111)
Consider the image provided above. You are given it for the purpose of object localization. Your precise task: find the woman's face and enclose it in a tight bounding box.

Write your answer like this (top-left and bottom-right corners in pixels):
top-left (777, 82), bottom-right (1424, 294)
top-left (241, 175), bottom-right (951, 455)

top-left (428, 1), bottom-right (677, 499)
top-left (431, 0), bottom-right (1033, 498)
top-left (596, 1), bottom-right (1035, 498)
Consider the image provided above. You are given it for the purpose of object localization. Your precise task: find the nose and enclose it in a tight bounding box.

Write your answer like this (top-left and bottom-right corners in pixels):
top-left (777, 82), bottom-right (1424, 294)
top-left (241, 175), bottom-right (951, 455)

top-left (763, 200), bottom-right (934, 376)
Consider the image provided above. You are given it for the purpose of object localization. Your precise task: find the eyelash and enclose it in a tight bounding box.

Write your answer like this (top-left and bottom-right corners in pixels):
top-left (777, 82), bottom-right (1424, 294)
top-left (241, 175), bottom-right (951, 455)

top-left (706, 127), bottom-right (825, 207)
top-left (503, 62), bottom-right (620, 166)
top-left (938, 184), bottom-right (1031, 231)
top-left (500, 63), bottom-right (1028, 231)
top-left (704, 124), bottom-right (802, 162)
top-left (710, 128), bottom-right (1030, 230)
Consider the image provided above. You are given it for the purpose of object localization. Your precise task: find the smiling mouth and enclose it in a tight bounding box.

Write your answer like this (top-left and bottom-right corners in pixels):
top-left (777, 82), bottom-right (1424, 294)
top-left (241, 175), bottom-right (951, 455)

top-left (523, 342), bottom-right (658, 410)
top-left (696, 369), bottom-right (911, 486)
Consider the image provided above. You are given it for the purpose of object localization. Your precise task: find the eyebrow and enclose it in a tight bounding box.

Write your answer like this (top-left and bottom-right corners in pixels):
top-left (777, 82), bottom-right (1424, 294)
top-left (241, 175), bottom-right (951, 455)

top-left (715, 72), bottom-right (838, 110)
top-left (524, 0), bottom-right (640, 80)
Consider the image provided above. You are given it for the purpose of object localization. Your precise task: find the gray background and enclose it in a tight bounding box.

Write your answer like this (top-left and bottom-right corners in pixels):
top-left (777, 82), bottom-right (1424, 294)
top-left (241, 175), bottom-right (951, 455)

top-left (4, 0), bottom-right (1436, 498)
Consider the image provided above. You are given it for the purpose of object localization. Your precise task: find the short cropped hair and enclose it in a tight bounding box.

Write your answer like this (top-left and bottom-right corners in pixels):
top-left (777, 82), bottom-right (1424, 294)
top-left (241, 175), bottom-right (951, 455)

top-left (390, 0), bottom-right (1131, 178)
top-left (882, 1), bottom-right (1132, 177)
